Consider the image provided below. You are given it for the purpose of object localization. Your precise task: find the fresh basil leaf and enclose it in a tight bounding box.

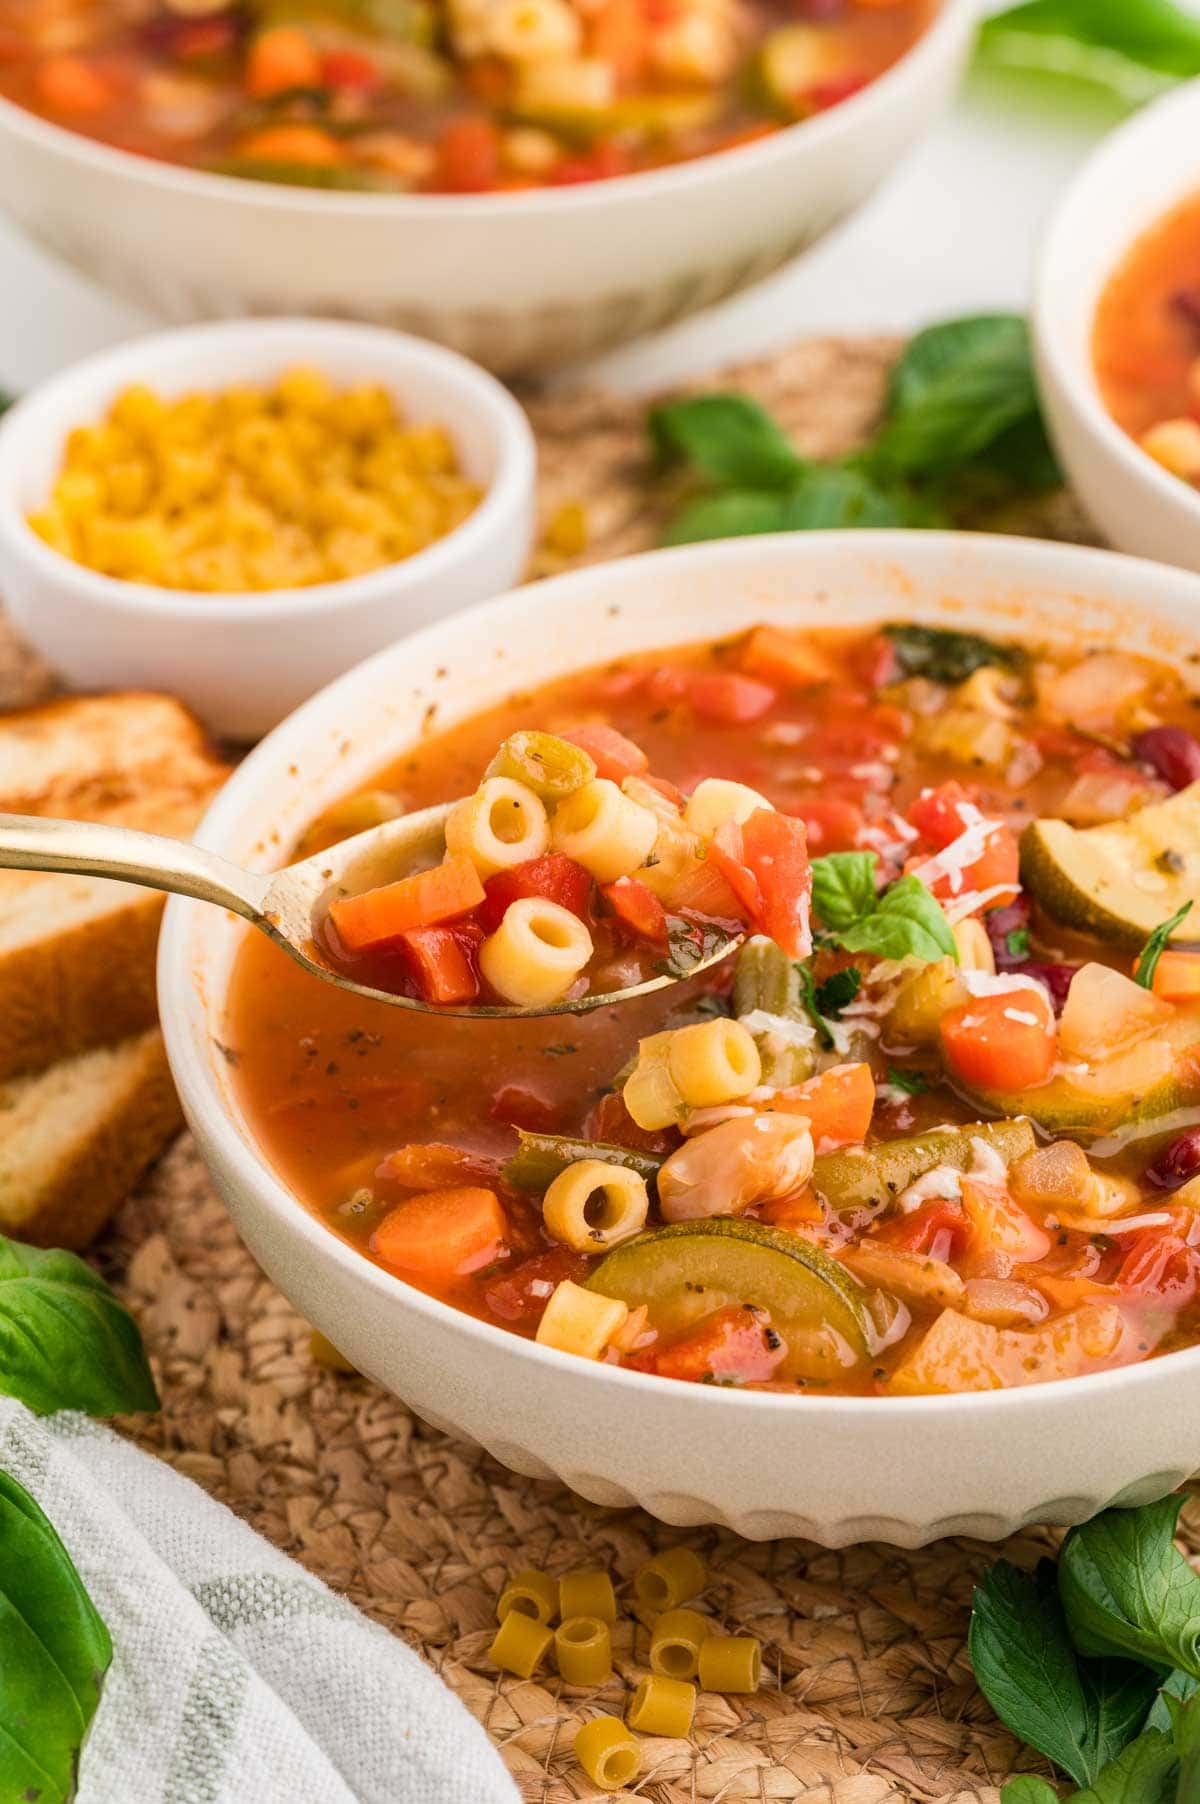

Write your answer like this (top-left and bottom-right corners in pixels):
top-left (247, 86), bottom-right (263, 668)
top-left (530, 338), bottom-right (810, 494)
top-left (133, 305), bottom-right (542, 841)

top-left (1001, 1781), bottom-right (1059, 1804)
top-left (873, 315), bottom-right (1045, 479)
top-left (0, 1470), bottom-right (111, 1804)
top-left (980, 0), bottom-right (1200, 106)
top-left (662, 488), bottom-right (791, 546)
top-left (1133, 902), bottom-right (1193, 990)
top-left (1068, 1729), bottom-right (1178, 1804)
top-left (838, 875), bottom-right (957, 965)
top-left (886, 1066), bottom-right (929, 1094)
top-left (0, 1236), bottom-right (159, 1417)
top-left (814, 966), bottom-right (860, 1019)
top-left (1059, 1496), bottom-right (1200, 1678)
top-left (970, 1560), bottom-right (1160, 1789)
top-left (811, 851), bottom-right (879, 931)
top-left (969, 409), bottom-right (1063, 498)
top-left (650, 394), bottom-right (805, 490)
top-left (778, 464), bottom-right (908, 531)
top-left (799, 963), bottom-right (835, 1051)
top-left (883, 621), bottom-right (1025, 685)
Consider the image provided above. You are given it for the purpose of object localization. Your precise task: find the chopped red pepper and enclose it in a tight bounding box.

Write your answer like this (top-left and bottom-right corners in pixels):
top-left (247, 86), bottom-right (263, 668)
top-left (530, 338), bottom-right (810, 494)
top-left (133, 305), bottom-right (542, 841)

top-left (478, 853), bottom-right (593, 933)
top-left (602, 875), bottom-right (668, 945)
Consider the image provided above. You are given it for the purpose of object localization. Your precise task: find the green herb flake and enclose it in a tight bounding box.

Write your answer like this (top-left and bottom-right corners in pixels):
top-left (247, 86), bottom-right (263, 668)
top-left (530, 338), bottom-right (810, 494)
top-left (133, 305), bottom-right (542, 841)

top-left (1133, 900), bottom-right (1193, 990)
top-left (813, 966), bottom-right (861, 1018)
top-left (886, 1066), bottom-right (930, 1095)
top-left (1006, 927), bottom-right (1031, 958)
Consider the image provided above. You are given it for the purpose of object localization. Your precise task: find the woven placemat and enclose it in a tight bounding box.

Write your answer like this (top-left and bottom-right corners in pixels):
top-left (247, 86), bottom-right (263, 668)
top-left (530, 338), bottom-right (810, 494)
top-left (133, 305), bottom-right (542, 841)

top-left (0, 336), bottom-right (1176, 1804)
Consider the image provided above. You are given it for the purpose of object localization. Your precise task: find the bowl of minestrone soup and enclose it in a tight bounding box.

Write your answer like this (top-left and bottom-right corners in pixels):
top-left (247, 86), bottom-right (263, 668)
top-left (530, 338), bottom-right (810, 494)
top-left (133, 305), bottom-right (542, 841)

top-left (0, 0), bottom-right (974, 373)
top-left (159, 530), bottom-right (1200, 1545)
top-left (1035, 81), bottom-right (1200, 573)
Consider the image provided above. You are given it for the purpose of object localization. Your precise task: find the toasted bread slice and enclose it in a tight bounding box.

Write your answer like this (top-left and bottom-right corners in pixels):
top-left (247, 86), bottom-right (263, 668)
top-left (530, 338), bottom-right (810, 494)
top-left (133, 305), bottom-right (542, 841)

top-left (0, 693), bottom-right (228, 1081)
top-left (0, 1028), bottom-right (182, 1248)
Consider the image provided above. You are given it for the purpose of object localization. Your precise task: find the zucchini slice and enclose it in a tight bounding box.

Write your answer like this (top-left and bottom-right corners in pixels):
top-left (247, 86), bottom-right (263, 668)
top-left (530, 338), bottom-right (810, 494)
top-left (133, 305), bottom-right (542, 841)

top-left (1020, 782), bottom-right (1200, 947)
top-left (587, 1218), bottom-right (872, 1382)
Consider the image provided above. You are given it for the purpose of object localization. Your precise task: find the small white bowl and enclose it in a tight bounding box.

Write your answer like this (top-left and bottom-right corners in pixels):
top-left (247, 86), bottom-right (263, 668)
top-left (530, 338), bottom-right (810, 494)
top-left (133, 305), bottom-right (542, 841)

top-left (0, 319), bottom-right (535, 738)
top-left (160, 529), bottom-right (1200, 1547)
top-left (1035, 80), bottom-right (1200, 572)
top-left (0, 2), bottom-right (975, 375)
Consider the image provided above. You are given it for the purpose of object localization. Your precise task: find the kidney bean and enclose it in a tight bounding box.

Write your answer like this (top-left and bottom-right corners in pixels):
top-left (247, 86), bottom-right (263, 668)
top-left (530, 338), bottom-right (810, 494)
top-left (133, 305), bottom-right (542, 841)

top-left (1016, 962), bottom-right (1077, 1016)
top-left (1132, 725), bottom-right (1200, 792)
top-left (985, 897), bottom-right (1032, 969)
top-left (1144, 1127), bottom-right (1200, 1193)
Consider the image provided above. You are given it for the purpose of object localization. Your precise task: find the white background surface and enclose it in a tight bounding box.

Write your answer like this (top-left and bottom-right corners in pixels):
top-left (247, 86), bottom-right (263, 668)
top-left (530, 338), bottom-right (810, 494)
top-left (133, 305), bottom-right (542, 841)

top-left (0, 43), bottom-right (1148, 398)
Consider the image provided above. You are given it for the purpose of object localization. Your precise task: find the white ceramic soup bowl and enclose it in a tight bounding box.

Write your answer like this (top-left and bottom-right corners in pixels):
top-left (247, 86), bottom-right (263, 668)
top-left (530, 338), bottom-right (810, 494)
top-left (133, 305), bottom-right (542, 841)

top-left (1035, 80), bottom-right (1200, 573)
top-left (0, 318), bottom-right (535, 740)
top-left (0, 3), bottom-right (975, 376)
top-left (159, 530), bottom-right (1200, 1548)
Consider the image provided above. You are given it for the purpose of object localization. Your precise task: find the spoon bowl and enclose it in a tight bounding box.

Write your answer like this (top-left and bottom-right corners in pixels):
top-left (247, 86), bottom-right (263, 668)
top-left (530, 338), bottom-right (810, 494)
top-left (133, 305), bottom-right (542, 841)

top-left (0, 804), bottom-right (743, 1018)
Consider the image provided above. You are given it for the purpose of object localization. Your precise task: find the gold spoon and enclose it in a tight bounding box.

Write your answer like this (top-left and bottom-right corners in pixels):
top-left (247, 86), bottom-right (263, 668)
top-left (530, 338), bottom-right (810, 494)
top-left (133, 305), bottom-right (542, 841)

top-left (0, 805), bottom-right (743, 1018)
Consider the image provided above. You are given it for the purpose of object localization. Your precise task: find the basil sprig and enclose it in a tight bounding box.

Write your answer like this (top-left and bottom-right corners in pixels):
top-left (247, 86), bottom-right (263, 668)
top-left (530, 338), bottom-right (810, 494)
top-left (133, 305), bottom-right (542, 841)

top-left (811, 851), bottom-right (956, 965)
top-left (1133, 902), bottom-right (1193, 991)
top-left (978, 0), bottom-right (1200, 110)
top-left (650, 315), bottom-right (1061, 547)
top-left (0, 1237), bottom-right (159, 1417)
top-left (0, 1471), bottom-right (112, 1804)
top-left (972, 1496), bottom-right (1200, 1803)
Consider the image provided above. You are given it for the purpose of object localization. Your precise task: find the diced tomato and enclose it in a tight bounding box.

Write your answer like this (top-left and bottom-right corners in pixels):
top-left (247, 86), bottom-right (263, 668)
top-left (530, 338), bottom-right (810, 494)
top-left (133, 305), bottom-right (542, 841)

top-left (483, 1247), bottom-right (590, 1322)
top-left (772, 1062), bottom-right (874, 1149)
top-left (940, 987), bottom-right (1056, 1093)
top-left (686, 671), bottom-right (778, 725)
top-left (1118, 1213), bottom-right (1200, 1306)
top-left (436, 117), bottom-right (501, 192)
top-left (560, 722), bottom-right (649, 784)
top-left (478, 854), bottom-right (593, 933)
top-left (960, 1178), bottom-right (1051, 1264)
top-left (602, 875), bottom-right (668, 945)
top-left (644, 666), bottom-right (689, 707)
top-left (804, 72), bottom-right (869, 109)
top-left (37, 54), bottom-right (114, 112)
top-left (587, 0), bottom-right (649, 85)
top-left (175, 18), bottom-right (237, 57)
top-left (908, 780), bottom-right (976, 848)
top-left (397, 926), bottom-right (479, 1005)
top-left (906, 781), bottom-right (1020, 909)
top-left (489, 1084), bottom-right (561, 1132)
top-left (791, 796), bottom-right (865, 853)
top-left (876, 1200), bottom-right (970, 1263)
top-left (551, 140), bottom-right (630, 184)
top-left (739, 626), bottom-right (831, 690)
top-left (585, 1089), bottom-right (679, 1155)
top-left (378, 1141), bottom-right (500, 1189)
top-left (853, 632), bottom-right (900, 689)
top-left (708, 825), bottom-right (762, 921)
top-left (741, 809), bottom-right (813, 959)
top-left (372, 1186), bottom-right (507, 1279)
top-left (645, 1304), bottom-right (786, 1384)
top-left (320, 47), bottom-right (381, 90)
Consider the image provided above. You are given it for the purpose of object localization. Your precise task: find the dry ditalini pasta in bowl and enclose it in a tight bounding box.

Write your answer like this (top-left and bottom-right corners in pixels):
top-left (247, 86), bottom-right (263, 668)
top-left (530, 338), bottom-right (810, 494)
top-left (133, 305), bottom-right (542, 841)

top-left (160, 529), bottom-right (1200, 1546)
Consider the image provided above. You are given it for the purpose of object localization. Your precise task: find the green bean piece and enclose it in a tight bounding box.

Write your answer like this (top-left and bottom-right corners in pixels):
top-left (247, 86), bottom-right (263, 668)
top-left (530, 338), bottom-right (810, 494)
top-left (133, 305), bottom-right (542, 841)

top-left (502, 1130), bottom-right (662, 1196)
top-left (811, 1118), bottom-right (1036, 1216)
top-left (733, 939), bottom-right (814, 1086)
top-left (486, 731), bottom-right (596, 802)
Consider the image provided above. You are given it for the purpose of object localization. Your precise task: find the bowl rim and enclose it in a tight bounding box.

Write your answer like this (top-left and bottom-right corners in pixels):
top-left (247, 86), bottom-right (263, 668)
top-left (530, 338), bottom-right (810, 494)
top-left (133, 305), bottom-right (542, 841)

top-left (0, 0), bottom-right (973, 219)
top-left (1034, 77), bottom-right (1200, 525)
top-left (0, 317), bottom-right (536, 622)
top-left (160, 525), bottom-right (1200, 1420)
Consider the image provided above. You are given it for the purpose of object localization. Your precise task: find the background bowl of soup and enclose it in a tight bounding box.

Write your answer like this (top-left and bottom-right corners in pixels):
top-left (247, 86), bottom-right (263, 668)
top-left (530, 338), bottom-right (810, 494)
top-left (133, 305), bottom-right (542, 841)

top-left (1034, 80), bottom-right (1200, 574)
top-left (158, 528), bottom-right (1200, 1547)
top-left (0, 0), bottom-right (973, 375)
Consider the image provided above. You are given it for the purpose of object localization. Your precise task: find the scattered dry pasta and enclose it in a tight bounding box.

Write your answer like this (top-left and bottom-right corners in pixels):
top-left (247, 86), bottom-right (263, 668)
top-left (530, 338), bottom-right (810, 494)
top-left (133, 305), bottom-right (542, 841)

top-left (29, 369), bottom-right (482, 592)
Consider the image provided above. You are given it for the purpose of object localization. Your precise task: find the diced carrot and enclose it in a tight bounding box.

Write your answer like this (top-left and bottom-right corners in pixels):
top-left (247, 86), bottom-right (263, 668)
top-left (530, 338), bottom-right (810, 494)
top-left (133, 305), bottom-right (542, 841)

top-left (236, 124), bottom-right (345, 165)
top-left (587, 0), bottom-right (649, 85)
top-left (772, 1062), bottom-right (874, 1148)
top-left (960, 1177), bottom-right (1051, 1263)
top-left (37, 55), bottom-right (113, 113)
top-left (436, 117), bottom-right (501, 192)
top-left (372, 1186), bottom-right (507, 1279)
top-left (756, 1190), bottom-right (823, 1230)
top-left (646, 1304), bottom-right (786, 1383)
top-left (1148, 950), bottom-right (1200, 1004)
top-left (479, 854), bottom-right (592, 933)
top-left (560, 722), bottom-right (649, 783)
top-left (328, 855), bottom-right (485, 955)
top-left (940, 987), bottom-right (1056, 1093)
top-left (602, 875), bottom-right (668, 944)
top-left (245, 26), bottom-right (322, 98)
top-left (398, 926), bottom-right (479, 1004)
top-left (740, 626), bottom-right (832, 690)
top-left (378, 1142), bottom-right (500, 1188)
top-left (686, 671), bottom-right (778, 725)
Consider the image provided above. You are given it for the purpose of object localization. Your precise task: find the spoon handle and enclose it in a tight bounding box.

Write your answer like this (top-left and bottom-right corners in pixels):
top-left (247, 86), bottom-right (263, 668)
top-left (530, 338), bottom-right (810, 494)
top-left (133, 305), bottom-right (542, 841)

top-left (0, 812), bottom-right (271, 920)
